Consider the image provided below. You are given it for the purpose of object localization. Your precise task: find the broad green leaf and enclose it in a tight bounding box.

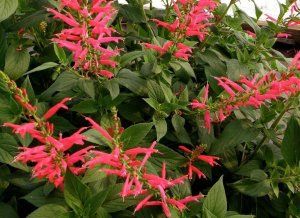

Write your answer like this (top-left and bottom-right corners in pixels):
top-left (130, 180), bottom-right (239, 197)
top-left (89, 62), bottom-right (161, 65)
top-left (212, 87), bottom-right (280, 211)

top-left (0, 92), bottom-right (21, 123)
top-left (0, 0), bottom-right (18, 22)
top-left (203, 176), bottom-right (227, 218)
top-left (170, 61), bottom-right (196, 78)
top-left (25, 62), bottom-right (58, 75)
top-left (4, 45), bottom-right (30, 80)
top-left (235, 160), bottom-right (262, 177)
top-left (147, 80), bottom-right (165, 103)
top-left (121, 123), bottom-right (153, 149)
top-left (154, 118), bottom-right (167, 141)
top-left (226, 59), bottom-right (250, 81)
top-left (77, 79), bottom-right (95, 99)
top-left (281, 116), bottom-right (300, 166)
top-left (21, 76), bottom-right (35, 102)
top-left (64, 171), bottom-right (91, 216)
top-left (84, 189), bottom-right (110, 216)
top-left (210, 120), bottom-right (259, 154)
top-left (27, 204), bottom-right (69, 218)
top-left (40, 71), bottom-right (79, 100)
top-left (71, 99), bottom-right (98, 114)
top-left (120, 51), bottom-right (145, 66)
top-left (82, 129), bottom-right (112, 147)
top-left (104, 78), bottom-right (119, 99)
top-left (231, 179), bottom-right (271, 197)
top-left (151, 144), bottom-right (187, 170)
top-left (22, 186), bottom-right (64, 207)
top-left (171, 114), bottom-right (192, 144)
top-left (0, 203), bottom-right (18, 218)
top-left (117, 69), bottom-right (148, 96)
top-left (0, 133), bottom-right (29, 171)
top-left (82, 167), bottom-right (106, 184)
top-left (0, 27), bottom-right (7, 68)
top-left (54, 44), bottom-right (67, 64)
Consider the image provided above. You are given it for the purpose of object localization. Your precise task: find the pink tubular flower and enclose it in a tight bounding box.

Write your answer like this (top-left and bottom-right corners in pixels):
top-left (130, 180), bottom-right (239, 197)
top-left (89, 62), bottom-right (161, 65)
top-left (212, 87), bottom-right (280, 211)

top-left (198, 155), bottom-right (220, 166)
top-left (145, 0), bottom-right (217, 61)
top-left (85, 117), bottom-right (113, 142)
top-left (191, 58), bottom-right (300, 129)
top-left (3, 122), bottom-right (38, 138)
top-left (277, 33), bottom-right (291, 39)
top-left (48, 0), bottom-right (121, 78)
top-left (245, 30), bottom-right (256, 38)
top-left (43, 98), bottom-right (72, 120)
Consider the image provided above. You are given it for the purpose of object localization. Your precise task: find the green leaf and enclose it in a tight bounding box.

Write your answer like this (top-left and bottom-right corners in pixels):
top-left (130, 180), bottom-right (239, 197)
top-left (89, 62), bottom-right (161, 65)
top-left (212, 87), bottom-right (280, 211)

top-left (171, 114), bottom-right (192, 144)
top-left (27, 204), bottom-right (69, 218)
top-left (0, 0), bottom-right (18, 22)
top-left (0, 92), bottom-right (21, 123)
top-left (0, 27), bottom-right (7, 68)
top-left (77, 79), bottom-right (95, 99)
top-left (64, 171), bottom-right (91, 216)
top-left (281, 116), bottom-right (300, 166)
top-left (4, 45), bottom-right (30, 80)
top-left (210, 120), bottom-right (259, 154)
top-left (231, 179), bottom-right (271, 197)
top-left (0, 203), bottom-right (18, 218)
top-left (54, 44), bottom-right (67, 65)
top-left (170, 61), bottom-right (196, 78)
top-left (40, 71), bottom-right (79, 100)
top-left (22, 186), bottom-right (64, 207)
top-left (121, 123), bottom-right (153, 149)
top-left (120, 51), bottom-right (145, 67)
top-left (82, 129), bottom-right (111, 147)
top-left (203, 176), bottom-right (227, 218)
top-left (147, 80), bottom-right (165, 103)
top-left (21, 76), bottom-right (35, 102)
top-left (154, 118), bottom-right (167, 141)
top-left (0, 133), bottom-right (29, 171)
top-left (25, 62), bottom-right (58, 75)
top-left (71, 99), bottom-right (98, 114)
top-left (151, 144), bottom-right (187, 169)
top-left (117, 69), bottom-right (148, 96)
top-left (235, 160), bottom-right (262, 177)
top-left (104, 78), bottom-right (119, 99)
top-left (84, 189), bottom-right (110, 216)
top-left (226, 59), bottom-right (250, 81)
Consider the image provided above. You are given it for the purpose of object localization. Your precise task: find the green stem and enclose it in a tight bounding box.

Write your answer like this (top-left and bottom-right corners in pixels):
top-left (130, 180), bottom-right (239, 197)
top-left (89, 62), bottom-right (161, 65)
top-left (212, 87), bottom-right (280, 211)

top-left (243, 94), bottom-right (298, 164)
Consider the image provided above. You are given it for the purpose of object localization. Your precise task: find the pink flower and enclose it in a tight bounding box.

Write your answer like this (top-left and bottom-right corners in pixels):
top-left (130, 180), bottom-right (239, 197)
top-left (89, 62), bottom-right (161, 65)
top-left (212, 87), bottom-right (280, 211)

top-left (3, 122), bottom-right (38, 138)
top-left (47, 8), bottom-right (79, 27)
top-left (204, 111), bottom-right (211, 132)
top-left (43, 98), bottom-right (72, 120)
top-left (59, 127), bottom-right (87, 151)
top-left (246, 30), bottom-right (256, 38)
top-left (98, 70), bottom-right (114, 79)
top-left (277, 33), bottom-right (291, 39)
top-left (48, 0), bottom-right (121, 78)
top-left (85, 117), bottom-right (113, 142)
top-left (134, 195), bottom-right (153, 213)
top-left (198, 154), bottom-right (220, 166)
top-left (178, 145), bottom-right (192, 153)
top-left (61, 0), bottom-right (81, 10)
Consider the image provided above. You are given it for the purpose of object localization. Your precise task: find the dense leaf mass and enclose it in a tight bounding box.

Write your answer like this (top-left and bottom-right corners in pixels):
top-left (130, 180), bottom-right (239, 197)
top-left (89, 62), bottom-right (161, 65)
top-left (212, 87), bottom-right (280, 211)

top-left (0, 0), bottom-right (299, 217)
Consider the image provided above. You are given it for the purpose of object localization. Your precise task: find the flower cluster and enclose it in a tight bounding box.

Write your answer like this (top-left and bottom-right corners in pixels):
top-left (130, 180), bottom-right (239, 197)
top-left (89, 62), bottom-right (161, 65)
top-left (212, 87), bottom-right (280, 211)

top-left (191, 57), bottom-right (300, 132)
top-left (83, 123), bottom-right (203, 217)
top-left (1, 72), bottom-right (205, 216)
top-left (179, 145), bottom-right (219, 179)
top-left (144, 0), bottom-right (217, 60)
top-left (1, 73), bottom-right (92, 187)
top-left (48, 0), bottom-right (122, 78)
